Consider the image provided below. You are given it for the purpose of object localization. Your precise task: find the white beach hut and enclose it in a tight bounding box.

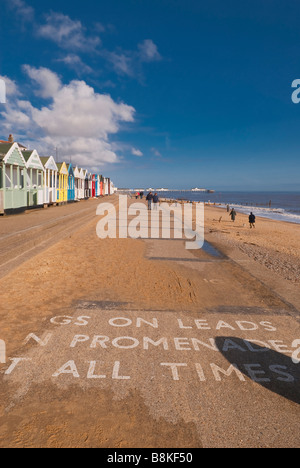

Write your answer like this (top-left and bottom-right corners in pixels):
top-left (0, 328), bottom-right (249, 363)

top-left (79, 168), bottom-right (85, 199)
top-left (96, 175), bottom-right (101, 197)
top-left (23, 150), bottom-right (45, 207)
top-left (40, 156), bottom-right (58, 205)
top-left (74, 166), bottom-right (81, 200)
top-left (103, 177), bottom-right (109, 196)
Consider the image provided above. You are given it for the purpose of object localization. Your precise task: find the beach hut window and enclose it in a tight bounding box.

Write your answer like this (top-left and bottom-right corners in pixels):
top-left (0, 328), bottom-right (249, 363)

top-left (13, 167), bottom-right (18, 188)
top-left (20, 170), bottom-right (25, 189)
top-left (27, 171), bottom-right (32, 187)
top-left (38, 171), bottom-right (42, 187)
top-left (32, 170), bottom-right (37, 187)
top-left (5, 166), bottom-right (12, 188)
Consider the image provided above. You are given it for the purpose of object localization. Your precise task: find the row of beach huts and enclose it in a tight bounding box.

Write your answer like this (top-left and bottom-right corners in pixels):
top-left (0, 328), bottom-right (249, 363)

top-left (0, 136), bottom-right (115, 215)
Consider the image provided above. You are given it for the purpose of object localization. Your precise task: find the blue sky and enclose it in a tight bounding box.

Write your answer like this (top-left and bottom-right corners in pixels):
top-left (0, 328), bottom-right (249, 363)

top-left (0, 0), bottom-right (300, 190)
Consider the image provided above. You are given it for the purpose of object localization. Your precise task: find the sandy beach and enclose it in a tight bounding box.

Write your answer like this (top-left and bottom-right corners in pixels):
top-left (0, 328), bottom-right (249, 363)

top-left (0, 195), bottom-right (299, 448)
top-left (204, 204), bottom-right (300, 284)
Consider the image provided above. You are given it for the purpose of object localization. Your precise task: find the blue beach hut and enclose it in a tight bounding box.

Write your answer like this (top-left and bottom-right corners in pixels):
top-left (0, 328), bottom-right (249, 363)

top-left (67, 163), bottom-right (75, 201)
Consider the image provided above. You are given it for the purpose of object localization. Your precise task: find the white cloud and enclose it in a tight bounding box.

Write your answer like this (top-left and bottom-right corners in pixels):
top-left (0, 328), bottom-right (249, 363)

top-left (105, 51), bottom-right (135, 77)
top-left (151, 147), bottom-right (162, 158)
top-left (23, 65), bottom-right (62, 98)
top-left (138, 40), bottom-right (162, 62)
top-left (7, 3), bottom-right (162, 82)
top-left (1, 106), bottom-right (31, 129)
top-left (104, 40), bottom-right (162, 78)
top-left (6, 0), bottom-right (34, 21)
top-left (42, 136), bottom-right (120, 167)
top-left (31, 78), bottom-right (135, 140)
top-left (131, 148), bottom-right (143, 157)
top-left (37, 12), bottom-right (101, 52)
top-left (0, 76), bottom-right (22, 98)
top-left (56, 54), bottom-right (93, 75)
top-left (0, 67), bottom-right (136, 169)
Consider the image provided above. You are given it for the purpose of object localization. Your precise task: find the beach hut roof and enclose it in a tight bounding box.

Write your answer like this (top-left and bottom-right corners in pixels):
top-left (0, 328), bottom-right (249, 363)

top-left (22, 149), bottom-right (45, 170)
top-left (73, 166), bottom-right (80, 177)
top-left (40, 156), bottom-right (58, 171)
top-left (0, 143), bottom-right (14, 160)
top-left (66, 162), bottom-right (74, 175)
top-left (56, 162), bottom-right (68, 174)
top-left (40, 156), bottom-right (50, 165)
top-left (0, 142), bottom-right (26, 166)
top-left (22, 150), bottom-right (34, 161)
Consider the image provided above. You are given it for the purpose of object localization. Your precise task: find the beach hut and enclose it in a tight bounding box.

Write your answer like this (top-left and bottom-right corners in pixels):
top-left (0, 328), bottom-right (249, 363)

top-left (74, 166), bottom-right (81, 200)
top-left (108, 179), bottom-right (115, 195)
top-left (100, 176), bottom-right (104, 197)
top-left (88, 173), bottom-right (93, 198)
top-left (40, 156), bottom-right (58, 205)
top-left (103, 177), bottom-right (111, 195)
top-left (99, 176), bottom-right (103, 196)
top-left (110, 180), bottom-right (115, 194)
top-left (74, 167), bottom-right (85, 200)
top-left (95, 174), bottom-right (99, 197)
top-left (83, 170), bottom-right (92, 198)
top-left (0, 142), bottom-right (27, 214)
top-left (102, 177), bottom-right (106, 196)
top-left (78, 168), bottom-right (85, 199)
top-left (56, 162), bottom-right (68, 203)
top-left (66, 163), bottom-right (75, 202)
top-left (23, 150), bottom-right (45, 207)
top-left (91, 174), bottom-right (96, 197)
top-left (96, 175), bottom-right (100, 197)
top-left (83, 170), bottom-right (89, 198)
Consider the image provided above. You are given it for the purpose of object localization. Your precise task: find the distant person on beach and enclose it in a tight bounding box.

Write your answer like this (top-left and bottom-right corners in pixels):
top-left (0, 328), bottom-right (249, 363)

top-left (135, 191), bottom-right (140, 199)
top-left (146, 192), bottom-right (153, 210)
top-left (230, 208), bottom-right (236, 222)
top-left (249, 212), bottom-right (256, 228)
top-left (140, 191), bottom-right (144, 199)
top-left (153, 193), bottom-right (159, 210)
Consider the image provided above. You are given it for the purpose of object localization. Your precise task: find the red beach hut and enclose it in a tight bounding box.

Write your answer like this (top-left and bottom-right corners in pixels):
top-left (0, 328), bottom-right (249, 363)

top-left (92, 174), bottom-right (96, 197)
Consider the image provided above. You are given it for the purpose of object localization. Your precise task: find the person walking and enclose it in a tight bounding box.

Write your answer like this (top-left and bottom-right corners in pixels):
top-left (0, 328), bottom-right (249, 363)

top-left (146, 191), bottom-right (153, 210)
top-left (230, 208), bottom-right (237, 222)
top-left (249, 212), bottom-right (256, 228)
top-left (153, 192), bottom-right (159, 210)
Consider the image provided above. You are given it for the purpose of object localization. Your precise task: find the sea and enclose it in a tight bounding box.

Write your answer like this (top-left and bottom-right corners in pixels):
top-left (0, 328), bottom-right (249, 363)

top-left (153, 191), bottom-right (300, 225)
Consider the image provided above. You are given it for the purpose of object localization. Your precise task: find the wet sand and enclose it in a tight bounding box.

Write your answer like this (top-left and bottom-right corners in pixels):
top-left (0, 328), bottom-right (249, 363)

top-left (0, 196), bottom-right (299, 448)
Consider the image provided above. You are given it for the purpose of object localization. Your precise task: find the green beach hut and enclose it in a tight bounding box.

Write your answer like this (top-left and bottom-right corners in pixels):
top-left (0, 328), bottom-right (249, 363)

top-left (0, 142), bottom-right (27, 214)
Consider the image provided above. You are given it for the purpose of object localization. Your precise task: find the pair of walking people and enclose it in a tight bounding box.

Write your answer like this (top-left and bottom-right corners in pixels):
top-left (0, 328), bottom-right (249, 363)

top-left (229, 208), bottom-right (256, 228)
top-left (135, 191), bottom-right (144, 199)
top-left (146, 192), bottom-right (159, 210)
